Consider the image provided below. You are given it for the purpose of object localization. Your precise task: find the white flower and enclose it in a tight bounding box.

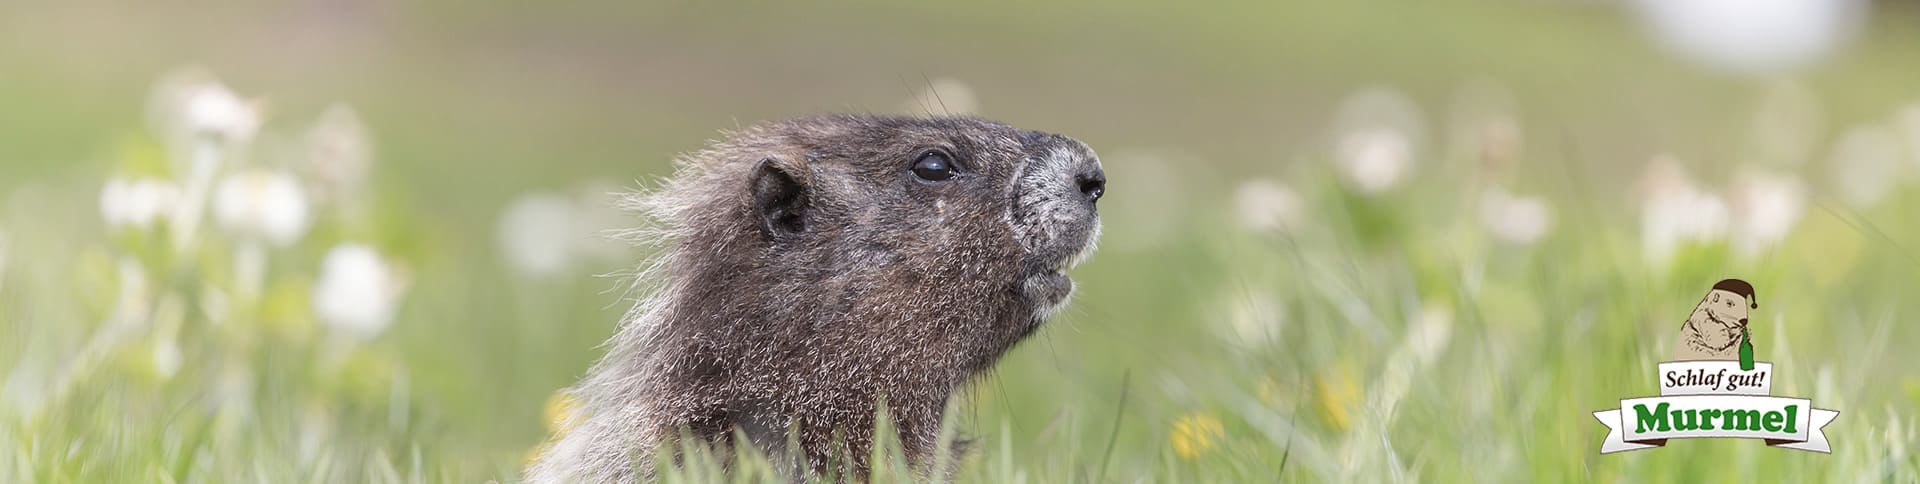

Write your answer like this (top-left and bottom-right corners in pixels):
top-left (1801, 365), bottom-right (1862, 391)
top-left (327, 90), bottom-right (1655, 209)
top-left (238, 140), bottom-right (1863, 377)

top-left (1478, 187), bottom-right (1553, 246)
top-left (213, 171), bottom-right (312, 246)
top-left (99, 180), bottom-right (128, 227)
top-left (1893, 103), bottom-right (1920, 172)
top-left (1337, 129), bottom-right (1412, 194)
top-left (1407, 303), bottom-right (1453, 365)
top-left (146, 69), bottom-right (264, 252)
top-left (1233, 179), bottom-right (1305, 233)
top-left (304, 104), bottom-right (374, 201)
top-left (1447, 80), bottom-right (1523, 169)
top-left (1747, 80), bottom-right (1825, 167)
top-left (496, 184), bottom-right (637, 277)
top-left (1630, 0), bottom-right (1867, 75)
top-left (150, 68), bottom-right (260, 144)
top-left (1726, 170), bottom-right (1806, 257)
top-left (1827, 124), bottom-right (1905, 208)
top-left (313, 244), bottom-right (405, 338)
top-left (1222, 288), bottom-right (1284, 348)
top-left (497, 193), bottom-right (580, 277)
top-left (900, 77), bottom-right (980, 116)
top-left (186, 86), bottom-right (259, 141)
top-left (1640, 155), bottom-right (1729, 264)
top-left (569, 182), bottom-right (635, 263)
top-left (153, 338), bottom-right (182, 379)
top-left (1332, 87), bottom-right (1424, 194)
top-left (99, 178), bottom-right (182, 230)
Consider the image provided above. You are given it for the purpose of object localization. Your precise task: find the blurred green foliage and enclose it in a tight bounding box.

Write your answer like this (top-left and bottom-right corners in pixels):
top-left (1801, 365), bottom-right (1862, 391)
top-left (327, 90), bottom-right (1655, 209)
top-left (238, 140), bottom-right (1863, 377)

top-left (3, 0), bottom-right (1920, 482)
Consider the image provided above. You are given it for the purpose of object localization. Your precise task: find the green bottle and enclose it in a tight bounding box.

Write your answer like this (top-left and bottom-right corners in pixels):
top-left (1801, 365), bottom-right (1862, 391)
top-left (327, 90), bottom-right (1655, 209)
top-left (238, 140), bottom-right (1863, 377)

top-left (1738, 326), bottom-right (1754, 371)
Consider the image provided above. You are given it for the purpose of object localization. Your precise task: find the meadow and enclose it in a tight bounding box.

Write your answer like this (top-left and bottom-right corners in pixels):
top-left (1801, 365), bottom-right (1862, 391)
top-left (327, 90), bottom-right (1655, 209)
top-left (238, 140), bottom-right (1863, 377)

top-left (2, 1), bottom-right (1919, 482)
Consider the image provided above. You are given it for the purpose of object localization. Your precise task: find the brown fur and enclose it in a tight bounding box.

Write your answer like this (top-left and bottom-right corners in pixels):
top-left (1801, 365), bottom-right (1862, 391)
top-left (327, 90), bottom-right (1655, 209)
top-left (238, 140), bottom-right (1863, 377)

top-left (526, 114), bottom-right (1105, 482)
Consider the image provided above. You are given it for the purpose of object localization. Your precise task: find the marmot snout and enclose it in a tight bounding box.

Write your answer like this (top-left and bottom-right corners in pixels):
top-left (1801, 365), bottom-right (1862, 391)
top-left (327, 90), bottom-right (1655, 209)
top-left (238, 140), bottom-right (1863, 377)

top-left (526, 114), bottom-right (1104, 482)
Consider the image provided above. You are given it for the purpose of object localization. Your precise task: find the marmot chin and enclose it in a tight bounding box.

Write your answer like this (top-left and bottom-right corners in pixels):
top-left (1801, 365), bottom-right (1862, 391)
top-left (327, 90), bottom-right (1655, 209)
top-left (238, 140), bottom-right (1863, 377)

top-left (525, 114), bottom-right (1106, 482)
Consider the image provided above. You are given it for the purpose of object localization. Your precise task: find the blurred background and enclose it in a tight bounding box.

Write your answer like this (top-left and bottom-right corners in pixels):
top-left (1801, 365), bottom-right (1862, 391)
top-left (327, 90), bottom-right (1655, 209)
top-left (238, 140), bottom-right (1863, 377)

top-left (3, 0), bottom-right (1918, 481)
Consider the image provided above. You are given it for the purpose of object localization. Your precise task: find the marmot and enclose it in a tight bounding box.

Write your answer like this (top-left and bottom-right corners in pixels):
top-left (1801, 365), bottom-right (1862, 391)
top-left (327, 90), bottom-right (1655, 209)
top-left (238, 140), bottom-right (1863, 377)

top-left (1675, 279), bottom-right (1757, 361)
top-left (525, 114), bottom-right (1106, 482)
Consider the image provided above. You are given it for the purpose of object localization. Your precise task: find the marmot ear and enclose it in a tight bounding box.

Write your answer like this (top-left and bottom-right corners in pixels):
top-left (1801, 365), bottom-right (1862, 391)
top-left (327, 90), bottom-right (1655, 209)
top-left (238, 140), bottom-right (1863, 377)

top-left (749, 158), bottom-right (808, 238)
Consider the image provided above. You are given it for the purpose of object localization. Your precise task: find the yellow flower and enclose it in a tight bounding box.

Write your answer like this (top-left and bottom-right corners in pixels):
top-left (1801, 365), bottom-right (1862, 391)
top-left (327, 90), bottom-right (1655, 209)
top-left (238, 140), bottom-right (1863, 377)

top-left (527, 390), bottom-right (579, 468)
top-left (544, 390), bottom-right (581, 434)
top-left (524, 441), bottom-right (553, 468)
top-left (1905, 377), bottom-right (1920, 406)
top-left (1315, 363), bottom-right (1360, 432)
top-left (1169, 412), bottom-right (1225, 460)
top-left (1256, 376), bottom-right (1290, 408)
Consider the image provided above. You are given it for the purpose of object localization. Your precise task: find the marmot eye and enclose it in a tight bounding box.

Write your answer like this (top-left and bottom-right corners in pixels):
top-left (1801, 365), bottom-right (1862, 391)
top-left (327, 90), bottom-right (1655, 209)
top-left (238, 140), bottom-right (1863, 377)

top-left (911, 150), bottom-right (954, 181)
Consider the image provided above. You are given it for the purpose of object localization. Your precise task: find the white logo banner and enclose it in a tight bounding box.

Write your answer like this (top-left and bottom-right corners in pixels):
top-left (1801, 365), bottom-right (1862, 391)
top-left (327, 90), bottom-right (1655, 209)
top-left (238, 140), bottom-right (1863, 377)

top-left (1657, 361), bottom-right (1771, 396)
top-left (1594, 393), bottom-right (1838, 453)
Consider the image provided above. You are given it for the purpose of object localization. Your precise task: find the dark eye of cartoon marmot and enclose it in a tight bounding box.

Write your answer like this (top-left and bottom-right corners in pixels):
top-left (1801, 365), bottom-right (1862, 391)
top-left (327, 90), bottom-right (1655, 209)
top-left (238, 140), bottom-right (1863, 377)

top-left (911, 150), bottom-right (955, 181)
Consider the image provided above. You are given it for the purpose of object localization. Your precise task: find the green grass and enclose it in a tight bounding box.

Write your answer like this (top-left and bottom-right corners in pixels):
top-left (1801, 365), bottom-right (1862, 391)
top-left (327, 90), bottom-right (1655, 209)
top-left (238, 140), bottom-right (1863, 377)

top-left (7, 130), bottom-right (1916, 482)
top-left (4, 1), bottom-right (1920, 482)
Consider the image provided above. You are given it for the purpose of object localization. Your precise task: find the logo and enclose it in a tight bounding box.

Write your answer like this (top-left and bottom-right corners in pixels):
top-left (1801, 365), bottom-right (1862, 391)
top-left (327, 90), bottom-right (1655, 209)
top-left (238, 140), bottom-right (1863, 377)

top-left (1593, 278), bottom-right (1839, 454)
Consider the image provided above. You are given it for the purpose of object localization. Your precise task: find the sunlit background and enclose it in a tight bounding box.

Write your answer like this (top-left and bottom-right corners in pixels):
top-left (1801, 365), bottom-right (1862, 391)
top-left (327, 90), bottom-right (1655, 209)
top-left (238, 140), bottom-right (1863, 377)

top-left (3, 0), bottom-right (1919, 481)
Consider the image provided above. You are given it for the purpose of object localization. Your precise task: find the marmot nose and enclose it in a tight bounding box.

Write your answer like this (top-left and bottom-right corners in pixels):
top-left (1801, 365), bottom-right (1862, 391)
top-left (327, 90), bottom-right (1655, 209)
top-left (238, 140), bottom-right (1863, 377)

top-left (1076, 167), bottom-right (1106, 204)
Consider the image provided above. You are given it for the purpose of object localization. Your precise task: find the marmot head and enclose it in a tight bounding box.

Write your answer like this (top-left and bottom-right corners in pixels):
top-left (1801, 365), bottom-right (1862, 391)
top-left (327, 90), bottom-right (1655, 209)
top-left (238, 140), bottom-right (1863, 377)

top-left (665, 113), bottom-right (1104, 342)
top-left (1697, 289), bottom-right (1750, 328)
top-left (1679, 283), bottom-right (1755, 358)
top-left (736, 115), bottom-right (1103, 320)
top-left (1693, 278), bottom-right (1757, 335)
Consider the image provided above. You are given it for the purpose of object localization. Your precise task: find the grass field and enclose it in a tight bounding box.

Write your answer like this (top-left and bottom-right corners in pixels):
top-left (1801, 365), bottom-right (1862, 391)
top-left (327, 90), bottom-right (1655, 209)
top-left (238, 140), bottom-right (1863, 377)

top-left (3, 1), bottom-right (1919, 482)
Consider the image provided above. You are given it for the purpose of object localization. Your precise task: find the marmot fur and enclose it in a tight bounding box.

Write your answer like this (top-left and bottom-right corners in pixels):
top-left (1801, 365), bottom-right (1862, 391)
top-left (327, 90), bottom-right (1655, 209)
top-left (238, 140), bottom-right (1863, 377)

top-left (525, 114), bottom-right (1106, 482)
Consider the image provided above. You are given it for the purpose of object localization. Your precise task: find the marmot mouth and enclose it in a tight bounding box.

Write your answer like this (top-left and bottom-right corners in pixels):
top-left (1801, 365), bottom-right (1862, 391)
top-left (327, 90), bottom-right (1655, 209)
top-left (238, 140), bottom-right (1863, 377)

top-left (1022, 269), bottom-right (1075, 315)
top-left (1019, 220), bottom-right (1098, 318)
top-left (1013, 259), bottom-right (1075, 301)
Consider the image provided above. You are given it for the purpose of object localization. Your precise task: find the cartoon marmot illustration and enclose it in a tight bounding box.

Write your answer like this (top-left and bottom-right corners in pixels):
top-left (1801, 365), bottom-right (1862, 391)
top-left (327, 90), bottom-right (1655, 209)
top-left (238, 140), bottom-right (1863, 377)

top-left (1676, 278), bottom-right (1757, 368)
